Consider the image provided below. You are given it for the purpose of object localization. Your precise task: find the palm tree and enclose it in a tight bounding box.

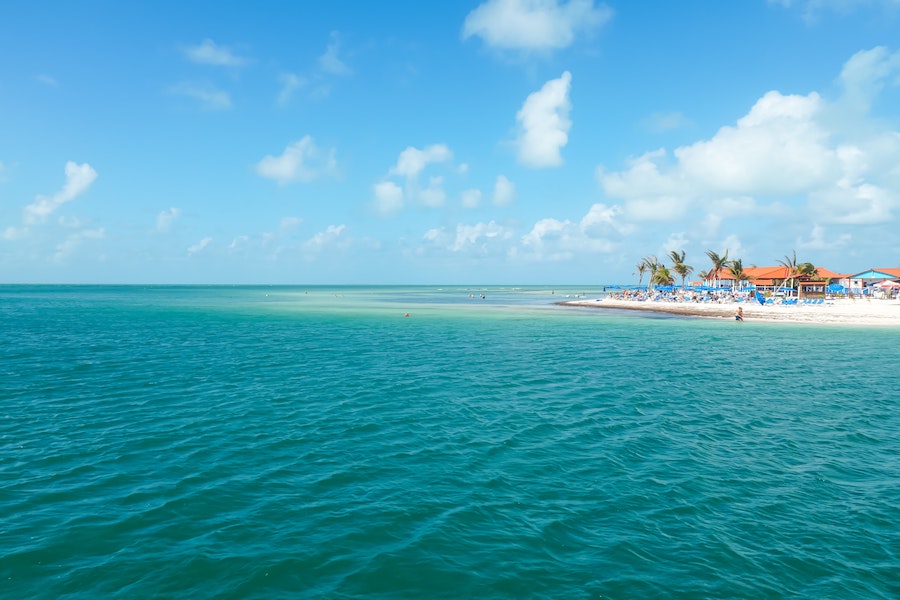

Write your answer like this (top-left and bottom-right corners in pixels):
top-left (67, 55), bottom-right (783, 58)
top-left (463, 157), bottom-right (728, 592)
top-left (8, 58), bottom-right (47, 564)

top-left (634, 260), bottom-right (648, 287)
top-left (652, 265), bottom-right (674, 287)
top-left (777, 250), bottom-right (799, 297)
top-left (796, 262), bottom-right (818, 299)
top-left (729, 258), bottom-right (750, 291)
top-left (705, 249), bottom-right (729, 288)
top-left (668, 250), bottom-right (694, 289)
top-left (641, 255), bottom-right (659, 291)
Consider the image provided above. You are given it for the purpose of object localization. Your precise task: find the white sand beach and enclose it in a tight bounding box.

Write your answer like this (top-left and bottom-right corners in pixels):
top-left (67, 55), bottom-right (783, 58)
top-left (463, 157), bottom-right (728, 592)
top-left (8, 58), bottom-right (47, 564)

top-left (562, 296), bottom-right (900, 326)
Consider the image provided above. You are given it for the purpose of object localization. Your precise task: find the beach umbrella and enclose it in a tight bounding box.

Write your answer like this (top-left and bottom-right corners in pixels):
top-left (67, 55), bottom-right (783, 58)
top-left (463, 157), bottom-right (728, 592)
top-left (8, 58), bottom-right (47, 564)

top-left (874, 280), bottom-right (900, 289)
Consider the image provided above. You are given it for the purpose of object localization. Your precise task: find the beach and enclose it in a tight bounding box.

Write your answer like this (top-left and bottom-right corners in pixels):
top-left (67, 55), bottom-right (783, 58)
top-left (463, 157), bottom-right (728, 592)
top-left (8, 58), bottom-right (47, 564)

top-left (562, 296), bottom-right (900, 326)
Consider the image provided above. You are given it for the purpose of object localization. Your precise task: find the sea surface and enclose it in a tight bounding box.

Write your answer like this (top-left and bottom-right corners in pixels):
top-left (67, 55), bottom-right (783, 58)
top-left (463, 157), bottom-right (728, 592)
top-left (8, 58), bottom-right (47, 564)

top-left (1, 285), bottom-right (898, 599)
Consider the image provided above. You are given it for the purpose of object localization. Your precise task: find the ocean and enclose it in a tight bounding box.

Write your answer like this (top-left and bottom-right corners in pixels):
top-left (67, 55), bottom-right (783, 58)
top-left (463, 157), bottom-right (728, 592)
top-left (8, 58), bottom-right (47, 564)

top-left (2, 285), bottom-right (898, 599)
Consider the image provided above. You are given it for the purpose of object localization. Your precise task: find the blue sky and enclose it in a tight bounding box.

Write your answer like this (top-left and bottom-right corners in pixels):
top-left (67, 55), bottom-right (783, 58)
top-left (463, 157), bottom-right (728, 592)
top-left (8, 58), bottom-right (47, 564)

top-left (2, 0), bottom-right (899, 284)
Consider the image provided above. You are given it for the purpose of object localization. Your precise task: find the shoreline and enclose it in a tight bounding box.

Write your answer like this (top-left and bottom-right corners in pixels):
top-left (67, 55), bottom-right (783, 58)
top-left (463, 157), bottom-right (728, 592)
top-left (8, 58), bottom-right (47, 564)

top-left (559, 297), bottom-right (900, 326)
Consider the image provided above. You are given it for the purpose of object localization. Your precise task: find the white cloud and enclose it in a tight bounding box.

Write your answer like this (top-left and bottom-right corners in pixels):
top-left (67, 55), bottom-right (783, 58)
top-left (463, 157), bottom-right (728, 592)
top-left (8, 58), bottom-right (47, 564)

top-left (492, 175), bottom-right (515, 206)
top-left (318, 32), bottom-right (352, 76)
top-left (580, 203), bottom-right (633, 236)
top-left (373, 181), bottom-right (404, 215)
top-left (461, 188), bottom-right (482, 208)
top-left (256, 135), bottom-right (338, 184)
top-left (463, 0), bottom-right (613, 51)
top-left (798, 223), bottom-right (852, 251)
top-left (516, 71), bottom-right (572, 168)
top-left (451, 221), bottom-right (512, 252)
top-left (184, 39), bottom-right (248, 67)
top-left (390, 144), bottom-right (453, 179)
top-left (423, 221), bottom-right (511, 253)
top-left (598, 90), bottom-right (842, 221)
top-left (23, 162), bottom-right (97, 225)
top-left (811, 179), bottom-right (896, 224)
top-left (836, 46), bottom-right (900, 116)
top-left (169, 82), bottom-right (232, 110)
top-left (375, 144), bottom-right (456, 212)
top-left (187, 237), bottom-right (212, 255)
top-left (156, 208), bottom-right (181, 233)
top-left (676, 91), bottom-right (833, 194)
top-left (511, 213), bottom-right (617, 261)
top-left (304, 224), bottom-right (347, 255)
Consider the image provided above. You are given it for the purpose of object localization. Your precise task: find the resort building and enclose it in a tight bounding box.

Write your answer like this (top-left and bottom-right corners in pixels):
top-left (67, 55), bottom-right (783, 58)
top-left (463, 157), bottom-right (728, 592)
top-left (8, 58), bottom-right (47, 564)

top-left (699, 266), bottom-right (900, 298)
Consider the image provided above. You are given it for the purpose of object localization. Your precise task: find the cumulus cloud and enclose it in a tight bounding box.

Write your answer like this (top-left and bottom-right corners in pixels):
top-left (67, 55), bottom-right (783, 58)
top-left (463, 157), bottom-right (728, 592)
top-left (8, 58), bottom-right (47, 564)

top-left (516, 203), bottom-right (624, 260)
top-left (676, 91), bottom-right (833, 194)
top-left (373, 181), bottom-right (404, 215)
top-left (256, 135), bottom-right (338, 184)
top-left (594, 47), bottom-right (900, 260)
top-left (516, 71), bottom-right (572, 168)
top-left (463, 0), bottom-right (613, 51)
top-left (304, 224), bottom-right (347, 255)
top-left (374, 144), bottom-right (456, 213)
top-left (390, 144), bottom-right (453, 179)
top-left (424, 221), bottom-right (514, 253)
top-left (23, 162), bottom-right (97, 225)
top-left (598, 91), bottom-right (838, 219)
top-left (183, 39), bottom-right (248, 67)
top-left (493, 175), bottom-right (515, 206)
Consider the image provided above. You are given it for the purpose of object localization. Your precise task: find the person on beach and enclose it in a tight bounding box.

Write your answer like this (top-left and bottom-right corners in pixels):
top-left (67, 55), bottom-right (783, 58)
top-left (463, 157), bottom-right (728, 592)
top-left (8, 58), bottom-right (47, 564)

top-left (735, 307), bottom-right (744, 322)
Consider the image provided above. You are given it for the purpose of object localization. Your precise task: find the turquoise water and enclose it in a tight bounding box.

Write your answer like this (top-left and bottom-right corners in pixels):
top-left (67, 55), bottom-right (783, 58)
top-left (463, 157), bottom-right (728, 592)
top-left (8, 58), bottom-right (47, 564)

top-left (2, 285), bottom-right (898, 599)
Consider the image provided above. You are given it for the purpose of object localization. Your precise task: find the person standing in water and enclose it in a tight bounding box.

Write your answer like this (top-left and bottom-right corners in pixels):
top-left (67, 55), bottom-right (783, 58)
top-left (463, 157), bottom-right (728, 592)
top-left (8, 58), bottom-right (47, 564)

top-left (735, 306), bottom-right (744, 322)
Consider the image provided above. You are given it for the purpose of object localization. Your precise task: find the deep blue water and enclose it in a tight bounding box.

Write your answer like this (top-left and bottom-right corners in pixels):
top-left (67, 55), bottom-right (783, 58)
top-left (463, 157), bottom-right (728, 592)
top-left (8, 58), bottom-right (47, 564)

top-left (1, 285), bottom-right (898, 598)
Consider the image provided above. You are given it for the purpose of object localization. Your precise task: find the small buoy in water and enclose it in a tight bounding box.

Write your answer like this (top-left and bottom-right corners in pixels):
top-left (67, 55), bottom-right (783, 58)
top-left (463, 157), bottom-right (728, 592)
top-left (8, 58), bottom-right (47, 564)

top-left (404, 313), bottom-right (409, 317)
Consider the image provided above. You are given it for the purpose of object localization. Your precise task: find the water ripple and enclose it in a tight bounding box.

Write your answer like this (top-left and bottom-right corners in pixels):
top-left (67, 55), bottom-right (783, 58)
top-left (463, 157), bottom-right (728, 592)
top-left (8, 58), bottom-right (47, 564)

top-left (1, 287), bottom-right (898, 598)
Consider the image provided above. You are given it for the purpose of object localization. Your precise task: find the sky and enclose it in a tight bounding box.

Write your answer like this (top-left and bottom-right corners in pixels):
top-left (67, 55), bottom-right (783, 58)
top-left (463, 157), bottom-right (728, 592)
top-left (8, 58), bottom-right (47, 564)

top-left (2, 0), bottom-right (900, 284)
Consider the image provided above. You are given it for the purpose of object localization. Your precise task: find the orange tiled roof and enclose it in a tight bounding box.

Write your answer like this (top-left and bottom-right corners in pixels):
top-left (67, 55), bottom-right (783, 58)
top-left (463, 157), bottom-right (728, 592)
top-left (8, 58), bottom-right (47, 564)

top-left (709, 265), bottom-right (849, 282)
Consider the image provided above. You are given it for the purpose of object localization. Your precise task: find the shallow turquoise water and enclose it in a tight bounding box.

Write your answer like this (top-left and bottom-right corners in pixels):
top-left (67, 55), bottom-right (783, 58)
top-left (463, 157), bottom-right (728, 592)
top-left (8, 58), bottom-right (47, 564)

top-left (1, 286), bottom-right (898, 598)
